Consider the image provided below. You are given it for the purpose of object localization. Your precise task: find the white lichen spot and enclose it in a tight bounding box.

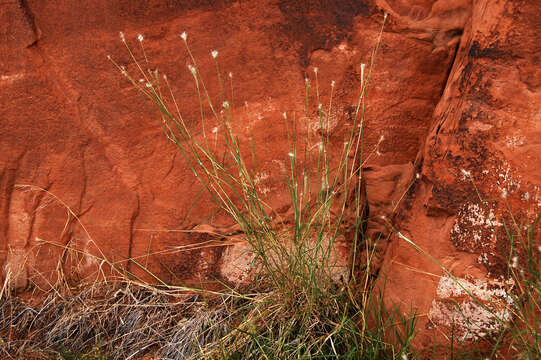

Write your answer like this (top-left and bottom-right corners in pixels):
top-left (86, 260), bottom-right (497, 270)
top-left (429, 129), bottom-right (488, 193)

top-left (451, 203), bottom-right (502, 251)
top-left (429, 276), bottom-right (514, 341)
top-left (477, 252), bottom-right (489, 265)
top-left (253, 172), bottom-right (272, 195)
top-left (253, 171), bottom-right (269, 185)
top-left (505, 135), bottom-right (525, 148)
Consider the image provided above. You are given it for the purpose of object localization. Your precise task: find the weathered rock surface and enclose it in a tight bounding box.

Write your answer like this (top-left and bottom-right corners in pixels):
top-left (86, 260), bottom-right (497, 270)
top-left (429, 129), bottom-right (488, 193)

top-left (1, 0), bottom-right (538, 351)
top-left (0, 0), bottom-right (454, 288)
top-left (378, 0), bottom-right (541, 350)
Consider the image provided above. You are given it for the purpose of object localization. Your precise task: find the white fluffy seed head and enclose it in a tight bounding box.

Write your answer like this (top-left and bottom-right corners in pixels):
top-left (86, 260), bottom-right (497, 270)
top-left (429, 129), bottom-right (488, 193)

top-left (379, 135), bottom-right (385, 143)
top-left (163, 74), bottom-right (167, 80)
top-left (222, 101), bottom-right (229, 109)
top-left (313, 67), bottom-right (318, 74)
top-left (188, 64), bottom-right (196, 76)
top-left (137, 34), bottom-right (144, 42)
top-left (318, 103), bottom-right (322, 110)
top-left (211, 50), bottom-right (218, 59)
top-left (288, 152), bottom-right (295, 158)
top-left (107, 55), bottom-right (111, 60)
top-left (180, 32), bottom-right (187, 41)
top-left (331, 80), bottom-right (335, 87)
top-left (228, 72), bottom-right (233, 78)
top-left (119, 31), bottom-right (126, 42)
top-left (511, 256), bottom-right (518, 268)
top-left (461, 169), bottom-right (471, 177)
top-left (416, 173), bottom-right (420, 179)
top-left (282, 112), bottom-right (287, 119)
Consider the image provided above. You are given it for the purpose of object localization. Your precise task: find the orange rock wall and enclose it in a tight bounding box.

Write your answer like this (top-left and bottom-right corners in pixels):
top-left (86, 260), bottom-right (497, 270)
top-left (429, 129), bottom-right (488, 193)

top-left (2, 0), bottom-right (539, 348)
top-left (379, 0), bottom-right (541, 347)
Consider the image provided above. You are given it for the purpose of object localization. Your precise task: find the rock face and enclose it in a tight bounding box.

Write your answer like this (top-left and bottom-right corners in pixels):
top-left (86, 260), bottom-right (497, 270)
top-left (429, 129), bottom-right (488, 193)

top-left (1, 0), bottom-right (539, 351)
top-left (378, 0), bottom-right (541, 349)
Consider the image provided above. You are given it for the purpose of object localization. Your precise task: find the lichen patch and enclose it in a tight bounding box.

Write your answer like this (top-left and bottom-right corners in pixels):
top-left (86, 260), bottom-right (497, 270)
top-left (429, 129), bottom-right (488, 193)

top-left (450, 202), bottom-right (501, 253)
top-left (429, 276), bottom-right (514, 341)
top-left (429, 276), bottom-right (513, 341)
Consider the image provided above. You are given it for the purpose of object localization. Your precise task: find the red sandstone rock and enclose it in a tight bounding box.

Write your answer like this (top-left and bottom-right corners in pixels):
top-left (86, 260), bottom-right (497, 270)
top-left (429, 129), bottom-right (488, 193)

top-left (378, 0), bottom-right (541, 351)
top-left (4, 0), bottom-right (538, 353)
top-left (1, 0), bottom-right (455, 288)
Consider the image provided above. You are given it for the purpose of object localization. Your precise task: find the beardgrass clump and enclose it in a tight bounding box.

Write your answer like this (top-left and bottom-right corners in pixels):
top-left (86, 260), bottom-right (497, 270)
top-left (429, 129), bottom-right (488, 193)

top-left (107, 15), bottom-right (418, 359)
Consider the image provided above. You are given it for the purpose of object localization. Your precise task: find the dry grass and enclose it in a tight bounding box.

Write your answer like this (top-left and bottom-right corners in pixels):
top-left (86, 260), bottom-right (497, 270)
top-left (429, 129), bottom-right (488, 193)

top-left (0, 281), bottom-right (236, 359)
